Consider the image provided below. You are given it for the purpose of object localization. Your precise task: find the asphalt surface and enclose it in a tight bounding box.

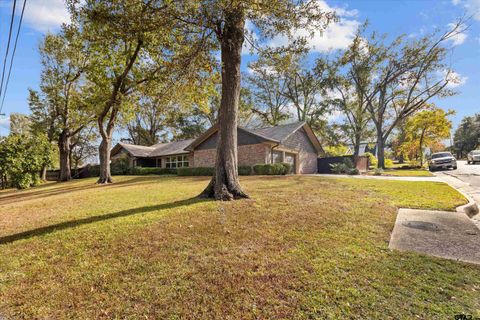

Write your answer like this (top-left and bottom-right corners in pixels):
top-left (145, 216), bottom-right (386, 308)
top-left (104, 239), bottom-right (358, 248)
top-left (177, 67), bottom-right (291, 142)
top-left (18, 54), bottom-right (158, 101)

top-left (435, 160), bottom-right (480, 187)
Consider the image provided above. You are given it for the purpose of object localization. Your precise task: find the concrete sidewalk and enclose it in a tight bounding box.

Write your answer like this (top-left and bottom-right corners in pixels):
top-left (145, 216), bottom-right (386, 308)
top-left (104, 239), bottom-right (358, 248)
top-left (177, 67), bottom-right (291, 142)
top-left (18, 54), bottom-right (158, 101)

top-left (314, 174), bottom-right (442, 182)
top-left (390, 209), bottom-right (480, 265)
top-left (434, 172), bottom-right (480, 225)
top-left (315, 172), bottom-right (480, 264)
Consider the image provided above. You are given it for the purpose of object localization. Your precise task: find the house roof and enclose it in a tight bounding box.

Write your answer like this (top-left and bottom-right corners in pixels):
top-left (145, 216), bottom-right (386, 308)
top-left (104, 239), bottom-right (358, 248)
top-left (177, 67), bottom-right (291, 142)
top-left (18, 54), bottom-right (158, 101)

top-left (112, 140), bottom-right (193, 158)
top-left (249, 122), bottom-right (306, 143)
top-left (148, 139), bottom-right (195, 157)
top-left (112, 121), bottom-right (324, 158)
top-left (116, 143), bottom-right (155, 158)
top-left (185, 121), bottom-right (324, 154)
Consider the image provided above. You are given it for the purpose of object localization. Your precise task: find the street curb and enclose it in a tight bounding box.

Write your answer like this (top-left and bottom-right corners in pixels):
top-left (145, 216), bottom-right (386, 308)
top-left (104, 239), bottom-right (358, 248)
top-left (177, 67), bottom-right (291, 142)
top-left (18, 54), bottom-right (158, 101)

top-left (438, 173), bottom-right (480, 218)
top-left (455, 193), bottom-right (479, 218)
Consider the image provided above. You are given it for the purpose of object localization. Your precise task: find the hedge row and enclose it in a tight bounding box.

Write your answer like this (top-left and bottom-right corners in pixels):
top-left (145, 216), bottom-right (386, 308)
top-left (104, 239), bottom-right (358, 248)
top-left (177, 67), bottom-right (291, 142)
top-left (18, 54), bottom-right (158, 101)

top-left (253, 163), bottom-right (291, 175)
top-left (129, 167), bottom-right (177, 175)
top-left (177, 166), bottom-right (254, 176)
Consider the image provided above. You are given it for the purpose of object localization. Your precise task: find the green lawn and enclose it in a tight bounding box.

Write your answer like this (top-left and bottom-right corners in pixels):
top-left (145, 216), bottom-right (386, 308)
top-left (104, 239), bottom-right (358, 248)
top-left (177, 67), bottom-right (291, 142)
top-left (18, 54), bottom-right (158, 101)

top-left (0, 175), bottom-right (477, 319)
top-left (382, 169), bottom-right (433, 177)
top-left (366, 168), bottom-right (434, 177)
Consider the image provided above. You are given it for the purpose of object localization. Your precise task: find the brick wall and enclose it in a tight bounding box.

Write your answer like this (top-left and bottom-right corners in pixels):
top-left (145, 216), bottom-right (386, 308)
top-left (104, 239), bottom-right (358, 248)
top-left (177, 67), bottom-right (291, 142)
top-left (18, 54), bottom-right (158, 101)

top-left (194, 144), bottom-right (269, 167)
top-left (280, 129), bottom-right (318, 174)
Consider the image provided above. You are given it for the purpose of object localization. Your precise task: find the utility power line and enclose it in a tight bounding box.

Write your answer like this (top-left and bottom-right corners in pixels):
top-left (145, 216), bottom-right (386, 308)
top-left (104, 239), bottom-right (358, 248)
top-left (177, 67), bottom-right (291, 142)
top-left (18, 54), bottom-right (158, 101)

top-left (0, 0), bottom-right (27, 114)
top-left (0, 0), bottom-right (17, 108)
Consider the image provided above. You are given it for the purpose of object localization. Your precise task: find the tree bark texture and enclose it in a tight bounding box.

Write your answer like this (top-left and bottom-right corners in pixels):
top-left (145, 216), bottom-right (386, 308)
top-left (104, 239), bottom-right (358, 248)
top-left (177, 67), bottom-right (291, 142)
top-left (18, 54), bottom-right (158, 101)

top-left (199, 9), bottom-right (248, 200)
top-left (97, 136), bottom-right (113, 184)
top-left (58, 130), bottom-right (72, 181)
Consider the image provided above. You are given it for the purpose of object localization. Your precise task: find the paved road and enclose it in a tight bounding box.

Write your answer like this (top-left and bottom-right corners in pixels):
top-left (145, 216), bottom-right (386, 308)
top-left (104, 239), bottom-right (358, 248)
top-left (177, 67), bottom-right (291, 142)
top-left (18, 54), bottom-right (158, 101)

top-left (434, 160), bottom-right (480, 226)
top-left (434, 160), bottom-right (480, 187)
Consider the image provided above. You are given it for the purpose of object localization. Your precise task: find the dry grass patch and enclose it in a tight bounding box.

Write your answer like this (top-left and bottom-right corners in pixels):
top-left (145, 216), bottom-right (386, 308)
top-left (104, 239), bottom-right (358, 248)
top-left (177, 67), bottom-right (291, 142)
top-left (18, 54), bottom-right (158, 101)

top-left (0, 175), bottom-right (478, 319)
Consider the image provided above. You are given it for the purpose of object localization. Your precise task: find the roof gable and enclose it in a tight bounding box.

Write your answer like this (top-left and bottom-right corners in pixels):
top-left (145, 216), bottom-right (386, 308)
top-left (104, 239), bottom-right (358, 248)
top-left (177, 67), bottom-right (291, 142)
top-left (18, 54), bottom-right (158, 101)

top-left (112, 121), bottom-right (323, 157)
top-left (185, 121), bottom-right (323, 153)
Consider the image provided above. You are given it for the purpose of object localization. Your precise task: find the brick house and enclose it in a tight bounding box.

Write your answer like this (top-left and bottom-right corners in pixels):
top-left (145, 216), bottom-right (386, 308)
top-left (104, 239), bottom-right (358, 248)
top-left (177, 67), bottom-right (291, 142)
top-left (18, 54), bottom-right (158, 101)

top-left (111, 121), bottom-right (324, 174)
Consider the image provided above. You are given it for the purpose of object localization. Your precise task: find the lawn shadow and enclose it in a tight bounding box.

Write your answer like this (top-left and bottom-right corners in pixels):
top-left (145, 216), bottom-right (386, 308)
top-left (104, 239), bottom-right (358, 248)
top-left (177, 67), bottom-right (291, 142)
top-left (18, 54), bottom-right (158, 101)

top-left (0, 177), bottom-right (162, 206)
top-left (0, 196), bottom-right (209, 245)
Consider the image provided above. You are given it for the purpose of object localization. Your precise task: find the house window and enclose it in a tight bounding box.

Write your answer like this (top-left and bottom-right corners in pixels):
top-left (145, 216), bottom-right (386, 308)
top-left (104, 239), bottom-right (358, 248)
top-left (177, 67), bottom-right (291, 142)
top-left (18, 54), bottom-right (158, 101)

top-left (271, 150), bottom-right (283, 164)
top-left (166, 155), bottom-right (189, 168)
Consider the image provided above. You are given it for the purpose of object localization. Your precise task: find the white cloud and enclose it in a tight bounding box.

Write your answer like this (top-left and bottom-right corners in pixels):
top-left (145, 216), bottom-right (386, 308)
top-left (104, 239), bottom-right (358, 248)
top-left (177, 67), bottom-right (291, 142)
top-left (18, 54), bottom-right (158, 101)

top-left (446, 23), bottom-right (468, 46)
top-left (0, 116), bottom-right (10, 130)
top-left (451, 0), bottom-right (480, 21)
top-left (268, 0), bottom-right (360, 52)
top-left (444, 70), bottom-right (468, 87)
top-left (22, 0), bottom-right (70, 32)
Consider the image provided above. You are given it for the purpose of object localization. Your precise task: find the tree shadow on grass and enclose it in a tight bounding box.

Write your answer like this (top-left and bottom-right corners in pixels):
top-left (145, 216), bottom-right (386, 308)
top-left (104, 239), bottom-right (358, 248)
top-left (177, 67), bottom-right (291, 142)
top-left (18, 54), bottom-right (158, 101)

top-left (0, 197), bottom-right (209, 245)
top-left (0, 177), bottom-right (163, 206)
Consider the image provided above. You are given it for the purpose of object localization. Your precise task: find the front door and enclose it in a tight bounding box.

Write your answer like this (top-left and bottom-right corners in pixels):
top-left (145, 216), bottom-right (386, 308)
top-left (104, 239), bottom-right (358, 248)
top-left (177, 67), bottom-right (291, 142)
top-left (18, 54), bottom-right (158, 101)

top-left (284, 153), bottom-right (296, 174)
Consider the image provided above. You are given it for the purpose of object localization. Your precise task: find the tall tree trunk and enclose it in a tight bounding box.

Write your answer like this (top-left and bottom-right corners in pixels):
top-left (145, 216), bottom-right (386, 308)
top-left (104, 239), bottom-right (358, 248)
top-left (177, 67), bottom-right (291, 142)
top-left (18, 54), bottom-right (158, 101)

top-left (376, 127), bottom-right (385, 169)
top-left (199, 9), bottom-right (248, 200)
top-left (353, 132), bottom-right (361, 157)
top-left (419, 129), bottom-right (425, 167)
top-left (58, 130), bottom-right (72, 181)
top-left (40, 165), bottom-right (47, 181)
top-left (97, 123), bottom-right (113, 184)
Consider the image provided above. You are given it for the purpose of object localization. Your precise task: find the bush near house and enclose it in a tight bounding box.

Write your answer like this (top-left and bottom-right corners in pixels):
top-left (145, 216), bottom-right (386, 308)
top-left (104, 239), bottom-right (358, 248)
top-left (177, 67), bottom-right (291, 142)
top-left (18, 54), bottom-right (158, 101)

top-left (364, 152), bottom-right (378, 168)
top-left (253, 163), bottom-right (291, 175)
top-left (129, 167), bottom-right (178, 175)
top-left (110, 156), bottom-right (131, 175)
top-left (329, 158), bottom-right (360, 175)
top-left (177, 167), bottom-right (215, 176)
top-left (178, 166), bottom-right (254, 176)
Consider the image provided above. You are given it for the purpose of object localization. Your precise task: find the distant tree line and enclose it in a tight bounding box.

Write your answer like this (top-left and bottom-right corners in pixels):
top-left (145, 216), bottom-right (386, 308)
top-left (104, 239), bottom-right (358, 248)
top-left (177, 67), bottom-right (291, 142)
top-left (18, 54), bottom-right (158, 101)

top-left (0, 0), bottom-right (469, 195)
top-left (452, 113), bottom-right (480, 158)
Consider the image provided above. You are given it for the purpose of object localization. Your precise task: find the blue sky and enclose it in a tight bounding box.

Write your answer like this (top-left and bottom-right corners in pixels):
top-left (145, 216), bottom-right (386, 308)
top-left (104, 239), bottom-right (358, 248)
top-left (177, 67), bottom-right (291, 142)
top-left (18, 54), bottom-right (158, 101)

top-left (0, 0), bottom-right (478, 136)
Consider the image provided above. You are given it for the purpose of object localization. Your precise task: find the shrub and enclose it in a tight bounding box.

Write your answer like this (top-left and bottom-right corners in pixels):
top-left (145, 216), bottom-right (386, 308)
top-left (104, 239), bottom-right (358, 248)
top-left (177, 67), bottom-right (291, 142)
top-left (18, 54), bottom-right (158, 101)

top-left (364, 152), bottom-right (378, 168)
top-left (110, 156), bottom-right (131, 175)
top-left (11, 173), bottom-right (34, 189)
top-left (178, 166), bottom-right (254, 176)
top-left (374, 168), bottom-right (384, 176)
top-left (87, 165), bottom-right (100, 177)
top-left (279, 162), bottom-right (291, 174)
top-left (385, 159), bottom-right (394, 168)
top-left (347, 167), bottom-right (360, 175)
top-left (329, 162), bottom-right (348, 174)
top-left (253, 163), bottom-right (289, 175)
top-left (130, 167), bottom-right (178, 175)
top-left (238, 166), bottom-right (252, 176)
top-left (177, 167), bottom-right (214, 176)
top-left (329, 158), bottom-right (357, 175)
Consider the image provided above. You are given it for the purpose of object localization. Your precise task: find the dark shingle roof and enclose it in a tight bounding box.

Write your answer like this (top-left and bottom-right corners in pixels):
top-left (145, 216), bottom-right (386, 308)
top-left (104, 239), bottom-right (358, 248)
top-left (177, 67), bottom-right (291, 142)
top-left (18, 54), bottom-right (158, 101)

top-left (248, 121), bottom-right (305, 143)
top-left (116, 139), bottom-right (194, 158)
top-left (118, 143), bottom-right (155, 157)
top-left (115, 121), bottom-right (322, 157)
top-left (148, 139), bottom-right (195, 157)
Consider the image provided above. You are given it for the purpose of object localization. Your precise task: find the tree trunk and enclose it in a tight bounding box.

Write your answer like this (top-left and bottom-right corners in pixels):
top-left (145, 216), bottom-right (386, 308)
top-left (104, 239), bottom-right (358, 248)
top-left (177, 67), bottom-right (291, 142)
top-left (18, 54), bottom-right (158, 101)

top-left (376, 128), bottom-right (386, 169)
top-left (199, 8), bottom-right (248, 200)
top-left (40, 165), bottom-right (47, 181)
top-left (58, 130), bottom-right (72, 181)
top-left (353, 132), bottom-right (361, 157)
top-left (419, 129), bottom-right (425, 167)
top-left (97, 135), bottom-right (113, 184)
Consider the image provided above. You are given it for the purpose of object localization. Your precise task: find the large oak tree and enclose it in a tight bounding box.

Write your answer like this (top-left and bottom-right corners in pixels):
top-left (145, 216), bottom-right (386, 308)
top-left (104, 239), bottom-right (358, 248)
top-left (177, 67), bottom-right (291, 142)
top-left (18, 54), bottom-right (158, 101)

top-left (173, 0), bottom-right (335, 200)
top-left (69, 0), bottom-right (211, 184)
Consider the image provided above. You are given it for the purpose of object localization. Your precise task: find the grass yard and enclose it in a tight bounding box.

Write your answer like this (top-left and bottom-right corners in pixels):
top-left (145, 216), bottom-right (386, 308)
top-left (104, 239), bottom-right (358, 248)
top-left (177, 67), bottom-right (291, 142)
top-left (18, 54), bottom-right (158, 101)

top-left (0, 175), bottom-right (478, 319)
top-left (381, 169), bottom-right (434, 177)
top-left (366, 169), bottom-right (434, 177)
